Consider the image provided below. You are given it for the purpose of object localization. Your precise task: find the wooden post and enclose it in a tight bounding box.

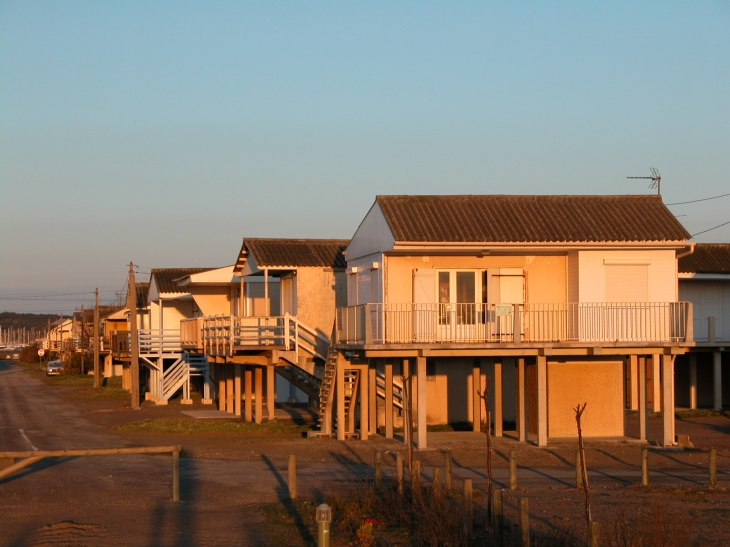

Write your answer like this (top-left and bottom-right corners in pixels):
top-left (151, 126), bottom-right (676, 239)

top-left (494, 358), bottom-right (503, 437)
top-left (517, 357), bottom-right (526, 442)
top-left (267, 364), bottom-right (276, 421)
top-left (639, 356), bottom-right (648, 442)
top-left (445, 451), bottom-right (453, 489)
top-left (396, 452), bottom-right (404, 496)
top-left (93, 288), bottom-right (100, 388)
top-left (576, 449), bottom-right (583, 489)
top-left (710, 448), bottom-right (717, 487)
top-left (244, 366), bottom-right (253, 422)
top-left (360, 364), bottom-right (369, 441)
top-left (234, 365), bottom-right (242, 417)
top-left (537, 355), bottom-right (548, 447)
top-left (128, 263), bottom-right (140, 409)
top-left (472, 358), bottom-right (481, 432)
top-left (288, 454), bottom-right (297, 499)
top-left (689, 353), bottom-right (697, 410)
top-left (518, 497), bottom-right (529, 547)
top-left (337, 354), bottom-right (346, 441)
top-left (509, 450), bottom-right (517, 490)
top-left (218, 366), bottom-right (227, 412)
top-left (412, 460), bottom-right (421, 501)
top-left (416, 356), bottom-right (427, 449)
top-left (226, 366), bottom-right (235, 413)
top-left (629, 355), bottom-right (639, 410)
top-left (493, 488), bottom-right (503, 546)
top-left (641, 448), bottom-right (649, 486)
top-left (172, 449), bottom-right (180, 502)
top-left (433, 467), bottom-right (442, 496)
top-left (374, 452), bottom-right (382, 490)
top-left (588, 521), bottom-right (599, 547)
top-left (463, 478), bottom-right (473, 515)
top-left (652, 355), bottom-right (661, 413)
top-left (385, 360), bottom-right (394, 439)
top-left (369, 362), bottom-right (377, 435)
top-left (255, 366), bottom-right (263, 424)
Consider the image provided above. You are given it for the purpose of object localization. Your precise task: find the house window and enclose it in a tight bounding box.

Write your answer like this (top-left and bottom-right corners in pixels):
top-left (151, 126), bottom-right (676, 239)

top-left (604, 264), bottom-right (649, 302)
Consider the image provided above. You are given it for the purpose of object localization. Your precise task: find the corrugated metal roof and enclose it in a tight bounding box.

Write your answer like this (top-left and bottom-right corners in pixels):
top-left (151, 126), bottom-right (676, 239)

top-left (243, 239), bottom-right (349, 269)
top-left (136, 283), bottom-right (149, 308)
top-left (376, 195), bottom-right (691, 243)
top-left (679, 244), bottom-right (730, 274)
top-left (150, 269), bottom-right (215, 294)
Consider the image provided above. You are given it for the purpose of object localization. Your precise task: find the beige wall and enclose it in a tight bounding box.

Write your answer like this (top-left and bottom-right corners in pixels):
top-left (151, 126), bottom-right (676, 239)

top-left (295, 267), bottom-right (347, 338)
top-left (385, 254), bottom-right (567, 304)
top-left (577, 250), bottom-right (676, 302)
top-left (190, 286), bottom-right (233, 317)
top-left (150, 300), bottom-right (194, 331)
top-left (547, 358), bottom-right (624, 437)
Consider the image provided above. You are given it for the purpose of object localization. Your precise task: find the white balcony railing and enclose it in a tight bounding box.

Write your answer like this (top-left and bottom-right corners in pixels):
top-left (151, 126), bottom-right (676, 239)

top-left (137, 329), bottom-right (182, 354)
top-left (337, 302), bottom-right (693, 345)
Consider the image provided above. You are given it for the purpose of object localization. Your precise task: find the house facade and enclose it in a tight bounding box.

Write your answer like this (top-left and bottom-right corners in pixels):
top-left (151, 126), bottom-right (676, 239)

top-left (332, 195), bottom-right (694, 447)
top-left (676, 243), bottom-right (730, 410)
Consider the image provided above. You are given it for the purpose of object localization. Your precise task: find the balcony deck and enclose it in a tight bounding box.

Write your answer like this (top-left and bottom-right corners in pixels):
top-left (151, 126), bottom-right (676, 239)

top-left (337, 302), bottom-right (693, 353)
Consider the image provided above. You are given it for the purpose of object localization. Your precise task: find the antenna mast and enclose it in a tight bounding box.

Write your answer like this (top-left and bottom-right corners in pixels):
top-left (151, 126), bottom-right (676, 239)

top-left (627, 168), bottom-right (661, 195)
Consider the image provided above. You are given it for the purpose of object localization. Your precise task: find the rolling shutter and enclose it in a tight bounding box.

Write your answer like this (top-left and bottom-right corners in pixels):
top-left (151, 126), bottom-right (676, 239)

top-left (604, 264), bottom-right (648, 302)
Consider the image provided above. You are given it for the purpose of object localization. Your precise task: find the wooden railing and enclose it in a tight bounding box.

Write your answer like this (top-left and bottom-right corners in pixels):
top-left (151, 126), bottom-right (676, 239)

top-left (138, 329), bottom-right (181, 354)
top-left (180, 318), bottom-right (203, 350)
top-left (337, 302), bottom-right (693, 345)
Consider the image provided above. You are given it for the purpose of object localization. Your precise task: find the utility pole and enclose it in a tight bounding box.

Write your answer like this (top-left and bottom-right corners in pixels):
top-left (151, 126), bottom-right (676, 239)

top-left (128, 263), bottom-right (140, 408)
top-left (94, 288), bottom-right (100, 388)
top-left (80, 305), bottom-right (85, 373)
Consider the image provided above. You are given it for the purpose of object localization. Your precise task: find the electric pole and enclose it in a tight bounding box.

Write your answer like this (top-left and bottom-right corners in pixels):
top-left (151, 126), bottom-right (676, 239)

top-left (94, 288), bottom-right (100, 388)
top-left (128, 263), bottom-right (140, 408)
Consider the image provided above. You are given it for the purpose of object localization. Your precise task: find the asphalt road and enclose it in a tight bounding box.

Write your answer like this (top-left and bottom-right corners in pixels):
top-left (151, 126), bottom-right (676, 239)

top-left (0, 361), bottom-right (726, 546)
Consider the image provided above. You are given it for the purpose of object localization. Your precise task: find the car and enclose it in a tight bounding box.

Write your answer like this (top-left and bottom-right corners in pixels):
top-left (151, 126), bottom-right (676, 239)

top-left (46, 360), bottom-right (64, 376)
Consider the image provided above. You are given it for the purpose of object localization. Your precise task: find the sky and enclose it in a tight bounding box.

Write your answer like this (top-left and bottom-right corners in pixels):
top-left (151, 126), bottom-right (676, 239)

top-left (1, 1), bottom-right (729, 313)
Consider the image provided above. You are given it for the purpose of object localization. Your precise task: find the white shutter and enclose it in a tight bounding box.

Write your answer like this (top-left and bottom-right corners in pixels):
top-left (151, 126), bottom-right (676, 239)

top-left (412, 269), bottom-right (436, 304)
top-left (357, 270), bottom-right (371, 305)
top-left (347, 273), bottom-right (357, 306)
top-left (604, 265), bottom-right (648, 302)
top-left (499, 269), bottom-right (524, 304)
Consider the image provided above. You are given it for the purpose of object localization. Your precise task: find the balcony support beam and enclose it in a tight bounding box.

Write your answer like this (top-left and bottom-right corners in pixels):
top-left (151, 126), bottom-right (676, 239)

top-left (255, 366), bottom-right (263, 424)
top-left (537, 355), bottom-right (548, 448)
top-left (639, 356), bottom-right (648, 442)
top-left (689, 353), bottom-right (697, 410)
top-left (494, 358), bottom-right (503, 437)
top-left (226, 366), bottom-right (234, 414)
top-left (337, 353), bottom-right (346, 441)
top-left (472, 358), bottom-right (481, 432)
top-left (652, 355), bottom-right (662, 413)
top-left (244, 366), bottom-right (253, 422)
top-left (384, 360), bottom-right (394, 439)
top-left (218, 365), bottom-right (226, 412)
top-left (517, 358), bottom-right (526, 442)
top-left (628, 355), bottom-right (639, 410)
top-left (369, 361), bottom-right (378, 436)
top-left (267, 364), bottom-right (276, 421)
top-left (713, 351), bottom-right (723, 411)
top-left (234, 366), bottom-right (242, 417)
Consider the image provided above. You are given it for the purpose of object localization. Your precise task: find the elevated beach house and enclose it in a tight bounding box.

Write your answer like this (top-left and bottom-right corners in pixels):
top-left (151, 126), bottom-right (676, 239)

top-left (330, 195), bottom-right (695, 447)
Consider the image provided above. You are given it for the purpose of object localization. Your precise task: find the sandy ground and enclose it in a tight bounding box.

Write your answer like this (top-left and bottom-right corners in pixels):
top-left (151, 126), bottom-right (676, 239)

top-left (1, 361), bottom-right (729, 546)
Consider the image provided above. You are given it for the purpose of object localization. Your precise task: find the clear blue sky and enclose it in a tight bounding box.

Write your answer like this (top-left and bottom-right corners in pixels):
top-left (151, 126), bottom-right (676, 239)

top-left (1, 1), bottom-right (728, 313)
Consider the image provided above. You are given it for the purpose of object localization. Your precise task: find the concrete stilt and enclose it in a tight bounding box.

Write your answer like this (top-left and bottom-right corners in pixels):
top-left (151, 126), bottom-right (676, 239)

top-left (713, 351), bottom-right (723, 411)
top-left (537, 355), bottom-right (548, 447)
top-left (517, 358), bottom-right (526, 442)
top-left (336, 353), bottom-right (345, 441)
top-left (689, 353), bottom-right (697, 410)
top-left (234, 365), bottom-right (242, 417)
top-left (255, 366), bottom-right (263, 424)
top-left (494, 358), bottom-right (503, 437)
top-left (629, 355), bottom-right (639, 410)
top-left (385, 360), bottom-right (394, 439)
top-left (662, 355), bottom-right (675, 447)
top-left (652, 355), bottom-right (662, 412)
top-left (369, 362), bottom-right (377, 435)
top-left (639, 356), bottom-right (648, 442)
top-left (360, 365), bottom-right (369, 441)
top-left (267, 364), bottom-right (276, 421)
top-left (472, 358), bottom-right (481, 432)
top-left (244, 366), bottom-right (253, 422)
top-left (416, 356), bottom-right (427, 449)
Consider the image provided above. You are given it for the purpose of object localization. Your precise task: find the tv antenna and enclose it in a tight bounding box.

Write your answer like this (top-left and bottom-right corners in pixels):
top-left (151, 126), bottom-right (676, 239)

top-left (627, 167), bottom-right (661, 195)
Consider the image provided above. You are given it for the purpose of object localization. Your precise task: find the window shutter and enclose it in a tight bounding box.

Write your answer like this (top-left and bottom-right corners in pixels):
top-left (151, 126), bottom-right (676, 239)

top-left (412, 269), bottom-right (436, 304)
top-left (604, 265), bottom-right (648, 302)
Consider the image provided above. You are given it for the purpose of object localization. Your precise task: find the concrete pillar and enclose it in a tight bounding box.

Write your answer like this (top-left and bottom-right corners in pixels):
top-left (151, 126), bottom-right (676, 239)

top-left (416, 356), bottom-right (427, 449)
top-left (537, 355), bottom-right (548, 448)
top-left (244, 366), bottom-right (253, 422)
top-left (267, 364), bottom-right (276, 421)
top-left (494, 358), bottom-right (503, 437)
top-left (337, 354), bottom-right (346, 441)
top-left (403, 359), bottom-right (411, 449)
top-left (255, 366), bottom-right (263, 424)
top-left (472, 358), bottom-right (481, 432)
top-left (652, 355), bottom-right (662, 412)
top-left (629, 355), bottom-right (639, 410)
top-left (662, 354), bottom-right (675, 447)
top-left (689, 353), bottom-right (697, 410)
top-left (639, 356), bottom-right (648, 442)
top-left (360, 365), bottom-right (369, 441)
top-left (384, 360), bottom-right (394, 439)
top-left (234, 365), bottom-right (242, 417)
top-left (517, 358), bottom-right (526, 442)
top-left (713, 351), bottom-right (723, 411)
top-left (369, 362), bottom-right (377, 435)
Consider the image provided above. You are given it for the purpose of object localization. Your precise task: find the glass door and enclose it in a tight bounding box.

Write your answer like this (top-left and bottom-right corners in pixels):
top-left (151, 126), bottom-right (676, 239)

top-left (437, 271), bottom-right (480, 341)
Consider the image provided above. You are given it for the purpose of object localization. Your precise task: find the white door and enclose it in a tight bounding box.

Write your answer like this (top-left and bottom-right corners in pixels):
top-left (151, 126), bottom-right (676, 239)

top-left (437, 270), bottom-right (480, 341)
top-left (496, 269), bottom-right (525, 340)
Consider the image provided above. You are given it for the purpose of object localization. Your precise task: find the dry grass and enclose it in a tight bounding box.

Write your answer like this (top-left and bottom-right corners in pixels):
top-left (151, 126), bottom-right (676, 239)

top-left (115, 417), bottom-right (308, 435)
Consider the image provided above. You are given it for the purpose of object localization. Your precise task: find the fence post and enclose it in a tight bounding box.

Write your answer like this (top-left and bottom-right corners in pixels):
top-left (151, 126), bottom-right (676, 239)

top-left (576, 449), bottom-right (583, 489)
top-left (518, 497), bottom-right (529, 547)
top-left (396, 452), bottom-right (404, 496)
top-left (641, 448), bottom-right (649, 487)
top-left (463, 478), bottom-right (473, 515)
top-left (493, 488), bottom-right (504, 546)
top-left (433, 467), bottom-right (442, 496)
top-left (710, 448), bottom-right (717, 488)
top-left (509, 450), bottom-right (518, 490)
top-left (172, 449), bottom-right (180, 502)
top-left (374, 452), bottom-right (382, 491)
top-left (411, 460), bottom-right (421, 501)
top-left (588, 521), bottom-right (600, 547)
top-left (445, 450), bottom-right (453, 489)
top-left (289, 455), bottom-right (297, 499)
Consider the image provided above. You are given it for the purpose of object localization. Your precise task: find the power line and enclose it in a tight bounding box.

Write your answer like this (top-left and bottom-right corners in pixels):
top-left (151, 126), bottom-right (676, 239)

top-left (692, 220), bottom-right (730, 237)
top-left (667, 192), bottom-right (730, 206)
